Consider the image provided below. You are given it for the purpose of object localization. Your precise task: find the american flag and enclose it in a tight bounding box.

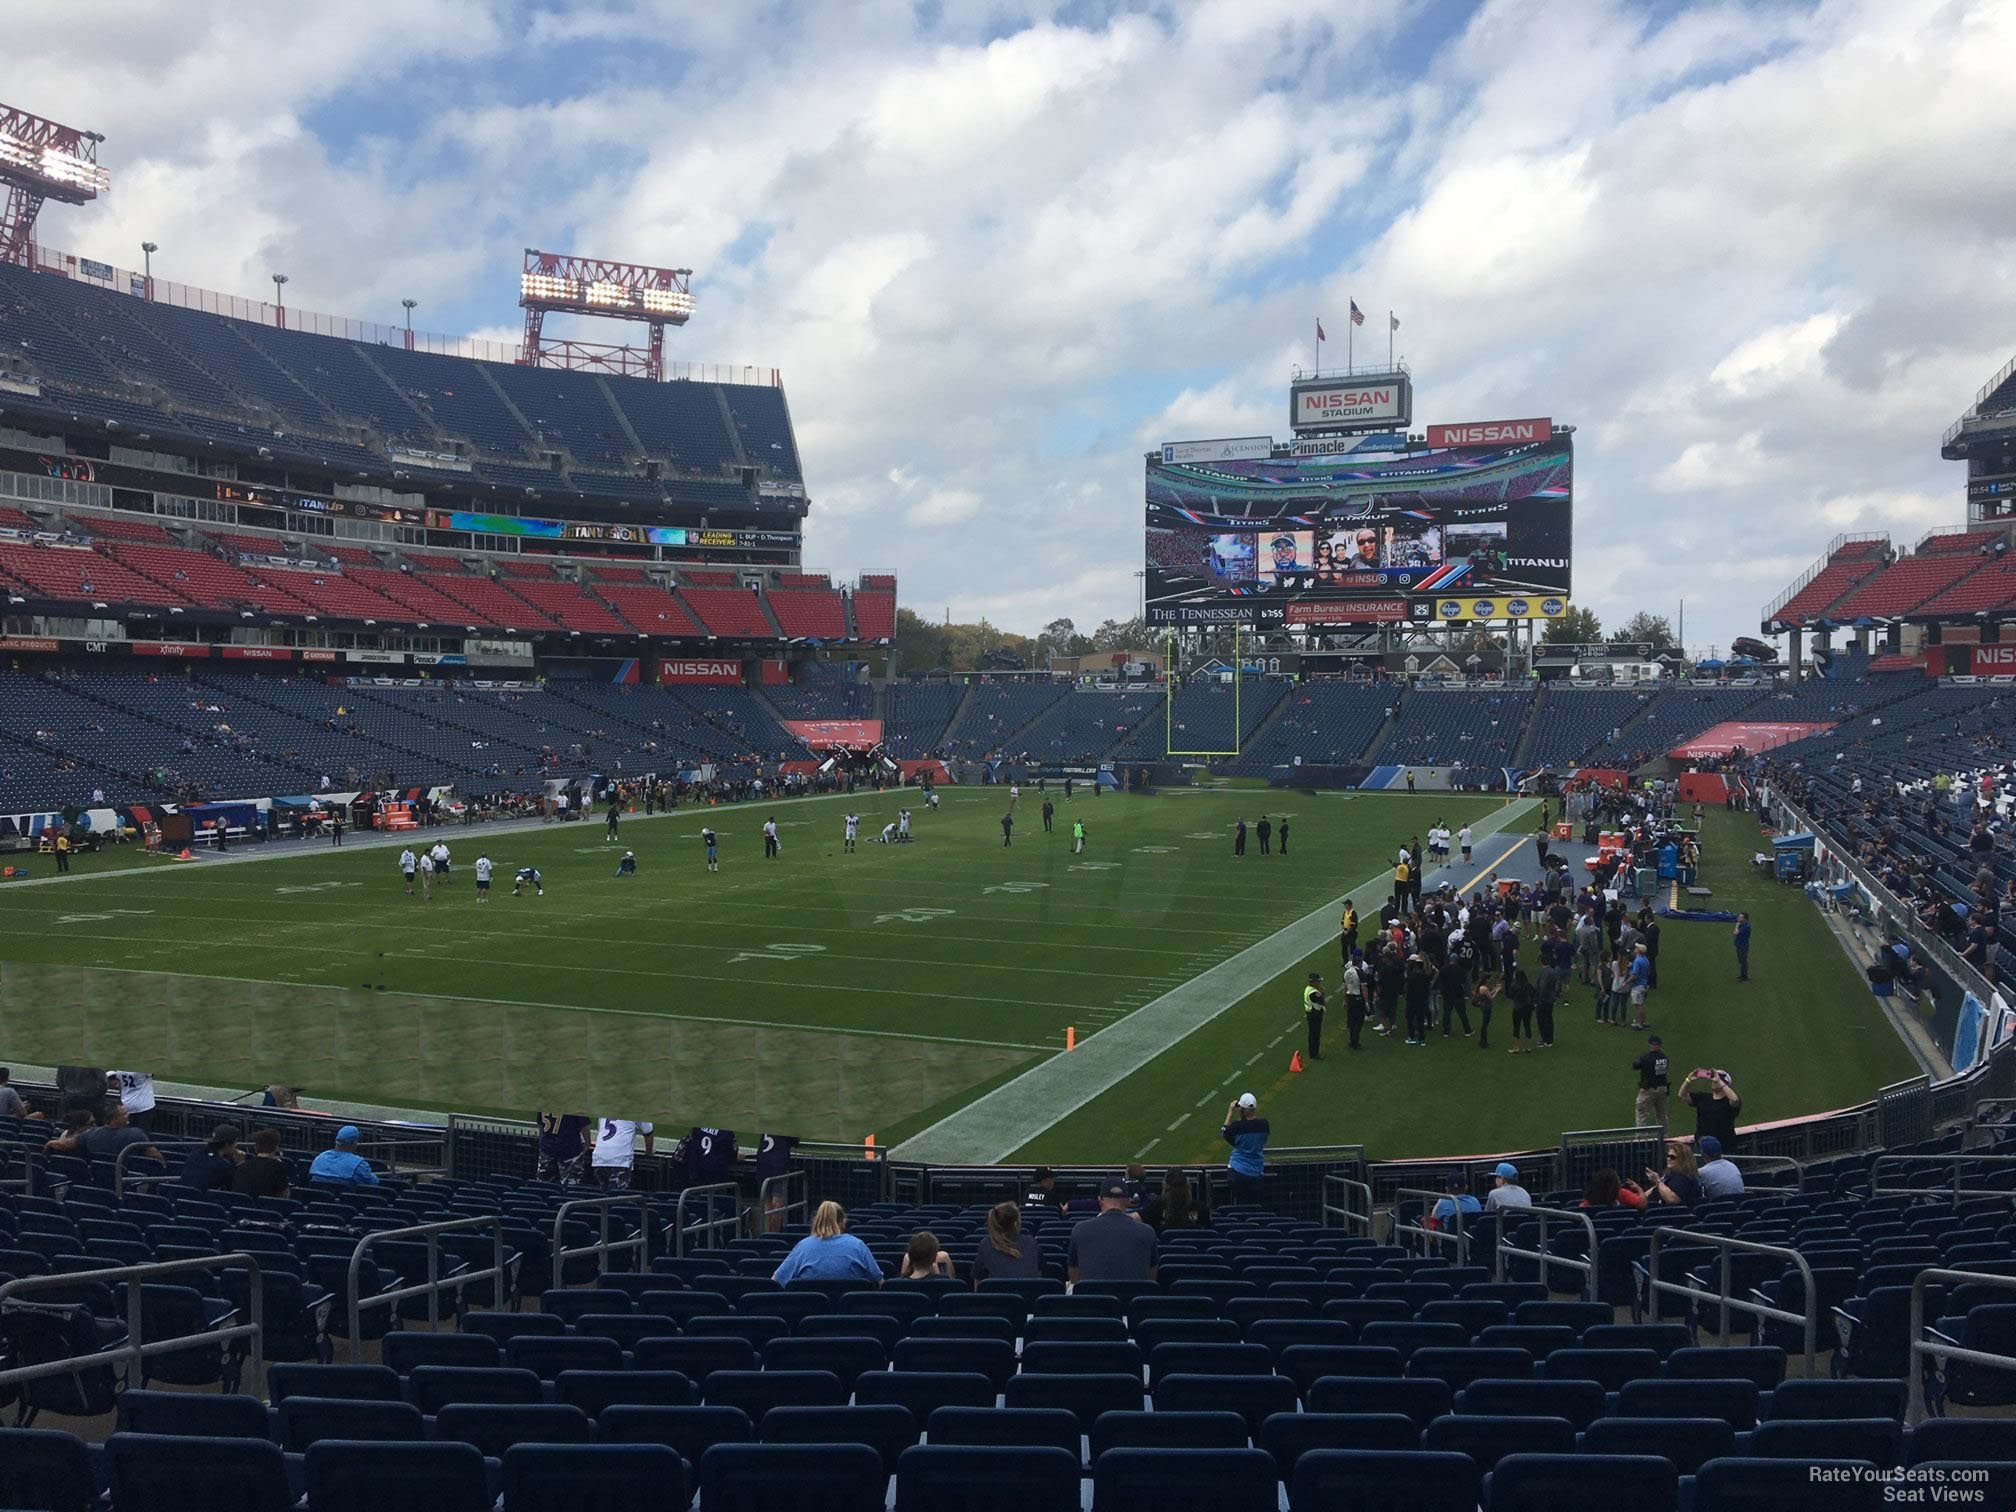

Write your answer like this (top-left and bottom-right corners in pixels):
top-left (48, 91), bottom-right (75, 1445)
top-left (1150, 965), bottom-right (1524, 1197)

top-left (1349, 301), bottom-right (1365, 327)
top-left (1316, 319), bottom-right (1326, 341)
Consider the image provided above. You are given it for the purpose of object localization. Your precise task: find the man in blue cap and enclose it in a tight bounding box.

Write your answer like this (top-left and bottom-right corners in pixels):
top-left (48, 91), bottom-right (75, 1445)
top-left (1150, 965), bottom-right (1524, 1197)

top-left (308, 1126), bottom-right (379, 1186)
top-left (1484, 1160), bottom-right (1530, 1210)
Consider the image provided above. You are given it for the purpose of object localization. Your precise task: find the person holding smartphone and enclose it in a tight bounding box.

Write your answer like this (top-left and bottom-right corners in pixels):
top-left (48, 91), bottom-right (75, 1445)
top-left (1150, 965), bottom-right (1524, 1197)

top-left (1642, 1141), bottom-right (1701, 1207)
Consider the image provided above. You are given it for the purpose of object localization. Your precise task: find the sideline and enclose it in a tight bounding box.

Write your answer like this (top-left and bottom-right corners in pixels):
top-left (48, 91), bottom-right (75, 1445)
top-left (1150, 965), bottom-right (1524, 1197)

top-left (891, 798), bottom-right (1541, 1163)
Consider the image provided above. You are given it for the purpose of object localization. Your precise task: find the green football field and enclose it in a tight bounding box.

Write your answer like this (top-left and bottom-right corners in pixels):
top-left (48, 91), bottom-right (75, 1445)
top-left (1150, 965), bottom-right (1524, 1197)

top-left (0, 791), bottom-right (1916, 1162)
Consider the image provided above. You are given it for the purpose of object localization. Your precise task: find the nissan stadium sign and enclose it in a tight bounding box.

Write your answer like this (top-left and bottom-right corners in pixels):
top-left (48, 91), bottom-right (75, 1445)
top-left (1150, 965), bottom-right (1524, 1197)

top-left (1289, 372), bottom-right (1412, 434)
top-left (1160, 436), bottom-right (1275, 464)
top-left (1426, 417), bottom-right (1555, 448)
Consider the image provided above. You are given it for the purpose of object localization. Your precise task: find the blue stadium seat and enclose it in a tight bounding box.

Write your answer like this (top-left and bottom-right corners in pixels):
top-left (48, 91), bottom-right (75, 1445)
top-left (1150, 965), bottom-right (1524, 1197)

top-left (1090, 1447), bottom-right (1278, 1512)
top-left (760, 1334), bottom-right (887, 1389)
top-left (1024, 1316), bottom-right (1131, 1344)
top-left (116, 1389), bottom-right (269, 1440)
top-left (703, 1369), bottom-right (846, 1419)
top-left (552, 1369), bottom-right (693, 1415)
top-left (268, 1363), bottom-right (402, 1403)
top-left (1580, 1323), bottom-right (1692, 1360)
top-left (1542, 1347), bottom-right (1662, 1392)
top-left (1408, 1347), bottom-right (1535, 1392)
top-left (1514, 1301), bottom-right (1610, 1336)
top-left (1147, 1341), bottom-right (1270, 1388)
top-left (1579, 1415), bottom-right (1734, 1474)
top-left (1090, 1410), bottom-right (1249, 1456)
top-left (894, 1444), bottom-right (1080, 1512)
top-left (1360, 1321), bottom-right (1469, 1359)
top-left (277, 1395), bottom-right (428, 1452)
top-left (0, 1425), bottom-right (95, 1512)
top-left (461, 1310), bottom-right (569, 1345)
top-left (1290, 1449), bottom-right (1481, 1512)
top-left (1617, 1377), bottom-right (1759, 1429)
top-left (1423, 1412), bottom-right (1577, 1468)
top-left (1135, 1317), bottom-right (1243, 1354)
top-left (104, 1433), bottom-right (293, 1512)
top-left (573, 1313), bottom-right (682, 1349)
top-left (501, 1443), bottom-right (682, 1512)
top-left (1477, 1326), bottom-right (1577, 1362)
top-left (506, 1334), bottom-right (624, 1380)
top-left (383, 1332), bottom-right (500, 1373)
top-left (303, 1439), bottom-right (491, 1512)
top-left (597, 1403), bottom-right (751, 1461)
top-left (1482, 1451), bottom-right (1678, 1511)
top-left (1689, 1456), bottom-right (1886, 1511)
top-left (927, 1404), bottom-right (1080, 1459)
top-left (1279, 1345), bottom-right (1403, 1395)
top-left (1154, 1372), bottom-right (1299, 1434)
top-left (1762, 1378), bottom-right (1905, 1421)
top-left (1665, 1345), bottom-right (1784, 1390)
top-left (1906, 1418), bottom-right (2016, 1463)
top-left (1747, 1418), bottom-right (1905, 1464)
top-left (1307, 1375), bottom-right (1450, 1426)
top-left (857, 1371), bottom-right (996, 1418)
top-left (434, 1402), bottom-right (592, 1457)
top-left (1257, 1410), bottom-right (1418, 1469)
top-left (906, 1314), bottom-right (1015, 1344)
top-left (1003, 1372), bottom-right (1144, 1429)
top-left (698, 1442), bottom-right (886, 1512)
top-left (1458, 1378), bottom-right (1609, 1431)
top-left (405, 1365), bottom-right (545, 1413)
top-left (634, 1335), bottom-right (758, 1379)
top-left (761, 1403), bottom-right (918, 1472)
top-left (801, 1311), bottom-right (904, 1353)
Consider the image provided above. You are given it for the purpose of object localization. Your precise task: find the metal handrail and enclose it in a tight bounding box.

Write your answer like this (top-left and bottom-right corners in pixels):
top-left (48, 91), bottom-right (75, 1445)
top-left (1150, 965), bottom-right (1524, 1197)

top-left (550, 1193), bottom-right (650, 1290)
top-left (113, 1139), bottom-right (177, 1199)
top-left (1646, 1228), bottom-right (1818, 1375)
top-left (353, 1136), bottom-right (449, 1177)
top-left (1494, 1204), bottom-right (1598, 1302)
top-left (0, 1253), bottom-right (264, 1394)
top-left (1392, 1186), bottom-right (1468, 1263)
top-left (757, 1170), bottom-right (807, 1235)
top-left (0, 1143), bottom-right (43, 1194)
top-left (1320, 1175), bottom-right (1373, 1235)
top-left (345, 1216), bottom-right (506, 1362)
top-left (672, 1182), bottom-right (744, 1257)
top-left (1871, 1152), bottom-right (2016, 1205)
top-left (1907, 1267), bottom-right (2016, 1424)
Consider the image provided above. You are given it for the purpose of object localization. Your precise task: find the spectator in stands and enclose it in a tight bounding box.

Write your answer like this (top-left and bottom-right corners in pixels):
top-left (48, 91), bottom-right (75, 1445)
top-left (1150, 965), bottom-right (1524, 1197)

top-left (1485, 1161), bottom-right (1531, 1210)
top-left (1642, 1140), bottom-right (1701, 1207)
top-left (971, 1202), bottom-right (1041, 1286)
top-left (0, 1067), bottom-right (33, 1120)
top-left (1140, 1171), bottom-right (1205, 1232)
top-left (1579, 1167), bottom-right (1644, 1210)
top-left (109, 1070), bottom-right (156, 1132)
top-left (1022, 1167), bottom-right (1059, 1211)
top-left (48, 1100), bottom-right (159, 1164)
top-left (262, 1084), bottom-right (301, 1109)
top-left (233, 1129), bottom-right (290, 1199)
top-left (1429, 1176), bottom-right (1481, 1230)
top-left (178, 1122), bottom-right (242, 1191)
top-left (589, 1117), bottom-right (652, 1191)
top-left (308, 1125), bottom-right (380, 1186)
top-left (1680, 1068), bottom-right (1742, 1151)
top-left (1066, 1177), bottom-right (1159, 1283)
top-left (1694, 1135), bottom-right (1745, 1199)
top-left (1221, 1094), bottom-right (1269, 1205)
top-left (773, 1201), bottom-right (881, 1284)
top-left (535, 1112), bottom-right (592, 1185)
top-left (898, 1230), bottom-right (954, 1279)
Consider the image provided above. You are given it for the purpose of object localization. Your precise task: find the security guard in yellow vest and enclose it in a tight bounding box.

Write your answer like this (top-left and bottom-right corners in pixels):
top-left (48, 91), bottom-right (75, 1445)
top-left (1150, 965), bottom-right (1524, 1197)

top-left (1303, 972), bottom-right (1326, 1062)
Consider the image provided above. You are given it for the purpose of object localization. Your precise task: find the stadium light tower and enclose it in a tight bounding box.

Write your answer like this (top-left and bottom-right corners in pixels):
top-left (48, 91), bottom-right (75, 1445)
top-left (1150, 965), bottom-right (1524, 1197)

top-left (271, 272), bottom-right (288, 329)
top-left (401, 297), bottom-right (417, 351)
top-left (518, 248), bottom-right (694, 381)
top-left (0, 104), bottom-right (110, 267)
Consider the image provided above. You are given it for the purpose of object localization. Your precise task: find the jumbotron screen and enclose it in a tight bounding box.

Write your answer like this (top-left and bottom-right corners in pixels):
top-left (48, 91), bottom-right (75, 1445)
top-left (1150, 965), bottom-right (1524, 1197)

top-left (1144, 431), bottom-right (1573, 625)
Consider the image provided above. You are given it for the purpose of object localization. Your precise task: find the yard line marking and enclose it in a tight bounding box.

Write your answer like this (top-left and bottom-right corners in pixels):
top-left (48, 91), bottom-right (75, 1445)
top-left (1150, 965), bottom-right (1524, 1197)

top-left (1165, 1116), bottom-right (1188, 1133)
top-left (1132, 1141), bottom-right (1160, 1160)
top-left (890, 798), bottom-right (1540, 1163)
top-left (1194, 1092), bottom-right (1217, 1108)
top-left (0, 961), bottom-right (1060, 1053)
top-left (1244, 1052), bottom-right (1263, 1066)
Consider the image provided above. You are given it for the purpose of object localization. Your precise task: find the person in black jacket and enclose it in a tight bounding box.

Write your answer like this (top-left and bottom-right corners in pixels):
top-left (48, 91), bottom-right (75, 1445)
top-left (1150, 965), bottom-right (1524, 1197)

top-left (1403, 955), bottom-right (1434, 1046)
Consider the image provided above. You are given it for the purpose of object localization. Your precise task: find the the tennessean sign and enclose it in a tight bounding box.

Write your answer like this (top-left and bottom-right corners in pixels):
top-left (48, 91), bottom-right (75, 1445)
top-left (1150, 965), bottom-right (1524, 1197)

top-left (1289, 372), bottom-right (1412, 434)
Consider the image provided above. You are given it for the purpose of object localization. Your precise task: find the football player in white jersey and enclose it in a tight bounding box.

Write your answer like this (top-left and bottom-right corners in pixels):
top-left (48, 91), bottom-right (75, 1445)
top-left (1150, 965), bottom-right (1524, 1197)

top-left (399, 848), bottom-right (417, 895)
top-left (843, 813), bottom-right (859, 853)
top-left (416, 849), bottom-right (435, 900)
top-left (474, 853), bottom-right (493, 901)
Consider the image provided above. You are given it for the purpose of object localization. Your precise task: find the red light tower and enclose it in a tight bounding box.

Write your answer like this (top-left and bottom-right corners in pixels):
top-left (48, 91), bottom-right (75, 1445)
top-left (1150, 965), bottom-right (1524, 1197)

top-left (519, 249), bottom-right (693, 381)
top-left (0, 104), bottom-right (109, 267)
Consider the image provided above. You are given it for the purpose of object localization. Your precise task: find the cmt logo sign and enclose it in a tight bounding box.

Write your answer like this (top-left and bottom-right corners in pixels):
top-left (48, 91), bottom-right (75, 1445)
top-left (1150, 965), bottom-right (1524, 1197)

top-left (1425, 417), bottom-right (1555, 448)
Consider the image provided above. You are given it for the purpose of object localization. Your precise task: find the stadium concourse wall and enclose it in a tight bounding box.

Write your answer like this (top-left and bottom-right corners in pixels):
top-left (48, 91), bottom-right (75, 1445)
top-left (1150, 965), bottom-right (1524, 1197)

top-left (5, 1015), bottom-right (2010, 1224)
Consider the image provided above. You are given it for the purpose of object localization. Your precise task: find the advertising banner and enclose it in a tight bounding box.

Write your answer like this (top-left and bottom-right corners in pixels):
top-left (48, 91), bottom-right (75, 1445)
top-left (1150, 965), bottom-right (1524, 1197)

top-left (1284, 598), bottom-right (1407, 625)
top-left (1160, 437), bottom-right (1274, 464)
top-left (1670, 721), bottom-right (1836, 758)
top-left (657, 658), bottom-right (742, 684)
top-left (1426, 417), bottom-right (1554, 448)
top-left (131, 642), bottom-right (213, 657)
top-left (218, 646), bottom-right (292, 661)
top-left (1417, 594), bottom-right (1571, 623)
top-left (1289, 375), bottom-right (1412, 432)
top-left (1971, 645), bottom-right (2016, 676)
top-left (783, 720), bottom-right (884, 748)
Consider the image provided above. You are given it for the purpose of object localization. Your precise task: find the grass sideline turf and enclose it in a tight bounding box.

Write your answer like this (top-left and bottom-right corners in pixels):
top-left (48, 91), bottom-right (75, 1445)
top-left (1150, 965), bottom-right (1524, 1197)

top-left (0, 794), bottom-right (1915, 1158)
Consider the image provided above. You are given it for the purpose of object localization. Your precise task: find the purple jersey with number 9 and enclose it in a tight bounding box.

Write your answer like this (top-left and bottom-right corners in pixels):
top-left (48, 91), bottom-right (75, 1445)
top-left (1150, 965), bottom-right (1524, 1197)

top-left (680, 1127), bottom-right (738, 1186)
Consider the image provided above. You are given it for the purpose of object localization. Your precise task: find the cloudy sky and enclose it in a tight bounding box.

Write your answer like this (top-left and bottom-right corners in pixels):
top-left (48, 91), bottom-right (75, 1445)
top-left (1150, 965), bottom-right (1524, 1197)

top-left (14, 0), bottom-right (2014, 652)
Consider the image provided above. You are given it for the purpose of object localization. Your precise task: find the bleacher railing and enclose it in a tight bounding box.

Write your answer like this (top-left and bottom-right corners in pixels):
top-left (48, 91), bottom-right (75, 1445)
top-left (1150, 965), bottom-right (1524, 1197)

top-left (1494, 1205), bottom-right (1598, 1302)
top-left (1870, 1152), bottom-right (2016, 1205)
top-left (0, 1144), bottom-right (44, 1195)
top-left (1646, 1228), bottom-right (1818, 1375)
top-left (1906, 1267), bottom-right (2016, 1424)
top-left (113, 1141), bottom-right (177, 1200)
top-left (1319, 1175), bottom-right (1373, 1236)
top-left (757, 1169), bottom-right (808, 1234)
top-left (346, 1216), bottom-right (506, 1360)
top-left (354, 1135), bottom-right (449, 1178)
top-left (550, 1194), bottom-right (649, 1290)
top-left (0, 1253), bottom-right (264, 1394)
top-left (672, 1182), bottom-right (744, 1257)
top-left (1391, 1186), bottom-right (1469, 1263)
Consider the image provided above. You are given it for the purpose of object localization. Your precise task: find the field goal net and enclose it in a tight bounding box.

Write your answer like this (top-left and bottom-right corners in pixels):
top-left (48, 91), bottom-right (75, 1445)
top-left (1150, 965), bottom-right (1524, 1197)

top-left (1164, 625), bottom-right (1243, 758)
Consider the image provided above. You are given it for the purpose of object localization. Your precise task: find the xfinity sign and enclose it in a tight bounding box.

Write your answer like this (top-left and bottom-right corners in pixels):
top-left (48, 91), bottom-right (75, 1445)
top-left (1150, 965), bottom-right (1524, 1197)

top-left (1289, 371), bottom-right (1412, 434)
top-left (1426, 417), bottom-right (1554, 448)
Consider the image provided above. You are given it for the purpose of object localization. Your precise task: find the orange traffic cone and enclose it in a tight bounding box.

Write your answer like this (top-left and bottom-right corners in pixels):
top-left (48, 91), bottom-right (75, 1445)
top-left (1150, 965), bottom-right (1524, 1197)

top-left (1289, 1050), bottom-right (1303, 1072)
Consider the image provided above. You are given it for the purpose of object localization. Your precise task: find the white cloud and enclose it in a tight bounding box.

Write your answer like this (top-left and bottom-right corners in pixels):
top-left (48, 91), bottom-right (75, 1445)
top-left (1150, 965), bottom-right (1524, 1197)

top-left (15, 0), bottom-right (2016, 656)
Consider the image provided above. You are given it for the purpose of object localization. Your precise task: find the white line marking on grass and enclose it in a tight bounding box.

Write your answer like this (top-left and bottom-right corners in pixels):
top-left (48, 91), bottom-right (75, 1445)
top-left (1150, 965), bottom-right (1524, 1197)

top-left (890, 798), bottom-right (1539, 1163)
top-left (1244, 1052), bottom-right (1263, 1066)
top-left (0, 961), bottom-right (1061, 1053)
top-left (1194, 1092), bottom-right (1216, 1108)
top-left (1133, 1141), bottom-right (1160, 1160)
top-left (1165, 1116), bottom-right (1188, 1133)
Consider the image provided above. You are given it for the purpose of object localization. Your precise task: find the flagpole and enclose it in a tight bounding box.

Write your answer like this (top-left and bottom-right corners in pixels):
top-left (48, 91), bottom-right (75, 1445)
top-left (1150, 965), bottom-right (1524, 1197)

top-left (1347, 304), bottom-right (1353, 375)
top-left (1388, 311), bottom-right (1393, 368)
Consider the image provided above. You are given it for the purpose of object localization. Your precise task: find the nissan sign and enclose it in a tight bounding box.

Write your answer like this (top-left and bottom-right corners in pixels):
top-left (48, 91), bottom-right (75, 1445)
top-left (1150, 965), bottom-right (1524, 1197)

top-left (1426, 417), bottom-right (1554, 448)
top-left (1289, 373), bottom-right (1412, 433)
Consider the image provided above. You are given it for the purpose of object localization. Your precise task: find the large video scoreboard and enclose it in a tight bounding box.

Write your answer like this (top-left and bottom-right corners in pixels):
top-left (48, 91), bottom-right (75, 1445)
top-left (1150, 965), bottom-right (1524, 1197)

top-left (1144, 420), bottom-right (1574, 627)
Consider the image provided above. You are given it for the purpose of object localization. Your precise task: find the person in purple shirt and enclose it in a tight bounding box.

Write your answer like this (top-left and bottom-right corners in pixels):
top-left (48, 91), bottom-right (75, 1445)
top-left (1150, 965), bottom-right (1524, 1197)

top-left (535, 1112), bottom-right (592, 1186)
